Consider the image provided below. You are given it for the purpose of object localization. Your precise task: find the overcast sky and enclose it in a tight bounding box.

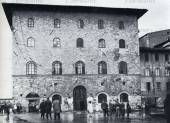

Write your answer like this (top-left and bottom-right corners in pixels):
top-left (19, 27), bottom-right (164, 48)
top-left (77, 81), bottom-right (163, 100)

top-left (0, 0), bottom-right (169, 98)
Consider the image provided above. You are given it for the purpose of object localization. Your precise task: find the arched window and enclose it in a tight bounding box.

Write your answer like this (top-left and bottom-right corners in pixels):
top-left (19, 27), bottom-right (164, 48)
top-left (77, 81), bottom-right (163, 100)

top-left (75, 61), bottom-right (85, 74)
top-left (27, 37), bottom-right (35, 47)
top-left (98, 39), bottom-right (106, 48)
top-left (145, 68), bottom-right (150, 76)
top-left (77, 38), bottom-right (84, 48)
top-left (26, 61), bottom-right (37, 75)
top-left (98, 20), bottom-right (104, 29)
top-left (98, 93), bottom-right (107, 103)
top-left (155, 68), bottom-right (160, 76)
top-left (54, 19), bottom-right (60, 28)
top-left (78, 19), bottom-right (84, 28)
top-left (119, 61), bottom-right (127, 74)
top-left (52, 61), bottom-right (62, 75)
top-left (53, 38), bottom-right (61, 47)
top-left (98, 61), bottom-right (107, 74)
top-left (119, 39), bottom-right (125, 48)
top-left (118, 21), bottom-right (124, 30)
top-left (28, 18), bottom-right (34, 27)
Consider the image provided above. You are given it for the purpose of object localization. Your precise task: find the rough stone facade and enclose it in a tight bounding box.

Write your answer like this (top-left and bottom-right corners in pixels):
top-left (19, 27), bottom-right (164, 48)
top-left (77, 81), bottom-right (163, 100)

top-left (11, 7), bottom-right (143, 111)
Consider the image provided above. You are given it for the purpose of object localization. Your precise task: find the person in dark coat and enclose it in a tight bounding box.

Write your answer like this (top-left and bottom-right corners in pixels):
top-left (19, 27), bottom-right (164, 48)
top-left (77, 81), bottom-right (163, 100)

top-left (120, 102), bottom-right (125, 118)
top-left (101, 100), bottom-right (109, 117)
top-left (126, 102), bottom-right (131, 119)
top-left (39, 100), bottom-right (46, 119)
top-left (53, 99), bottom-right (61, 120)
top-left (164, 94), bottom-right (170, 123)
top-left (45, 98), bottom-right (52, 120)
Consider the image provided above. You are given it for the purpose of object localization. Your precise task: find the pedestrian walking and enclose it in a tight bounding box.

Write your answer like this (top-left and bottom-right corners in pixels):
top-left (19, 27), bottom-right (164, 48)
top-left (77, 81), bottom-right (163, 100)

top-left (101, 100), bottom-right (109, 117)
top-left (53, 99), bottom-right (61, 120)
top-left (39, 100), bottom-right (46, 119)
top-left (45, 98), bottom-right (52, 120)
top-left (88, 101), bottom-right (93, 118)
top-left (126, 102), bottom-right (131, 119)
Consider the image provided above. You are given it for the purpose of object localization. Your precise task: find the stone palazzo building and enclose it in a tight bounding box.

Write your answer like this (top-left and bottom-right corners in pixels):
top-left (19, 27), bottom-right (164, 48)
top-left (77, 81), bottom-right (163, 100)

top-left (3, 3), bottom-right (147, 111)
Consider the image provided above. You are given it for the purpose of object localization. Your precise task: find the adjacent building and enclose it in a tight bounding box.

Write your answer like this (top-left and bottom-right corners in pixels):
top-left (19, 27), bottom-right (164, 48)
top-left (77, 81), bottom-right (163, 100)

top-left (3, 3), bottom-right (147, 111)
top-left (140, 30), bottom-right (170, 106)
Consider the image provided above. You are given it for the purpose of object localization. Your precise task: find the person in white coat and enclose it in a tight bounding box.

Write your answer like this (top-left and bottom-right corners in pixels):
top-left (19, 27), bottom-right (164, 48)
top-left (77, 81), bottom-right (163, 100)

top-left (88, 101), bottom-right (93, 118)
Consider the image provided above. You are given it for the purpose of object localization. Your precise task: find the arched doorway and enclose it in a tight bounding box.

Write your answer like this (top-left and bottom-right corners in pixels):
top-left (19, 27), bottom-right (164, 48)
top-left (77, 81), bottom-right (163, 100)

top-left (120, 93), bottom-right (129, 102)
top-left (52, 94), bottom-right (62, 104)
top-left (73, 86), bottom-right (87, 111)
top-left (98, 93), bottom-right (107, 103)
top-left (26, 92), bottom-right (40, 112)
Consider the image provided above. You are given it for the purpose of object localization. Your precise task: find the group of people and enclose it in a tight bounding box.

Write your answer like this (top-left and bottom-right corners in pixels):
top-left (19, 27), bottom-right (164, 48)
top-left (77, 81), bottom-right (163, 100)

top-left (39, 98), bottom-right (61, 120)
top-left (87, 99), bottom-right (131, 119)
top-left (101, 100), bottom-right (131, 118)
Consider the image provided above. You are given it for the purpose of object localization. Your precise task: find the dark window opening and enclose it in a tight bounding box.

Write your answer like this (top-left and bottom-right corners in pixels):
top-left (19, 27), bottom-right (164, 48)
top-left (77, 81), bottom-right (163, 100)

top-left (119, 39), bottom-right (125, 48)
top-left (77, 38), bottom-right (84, 48)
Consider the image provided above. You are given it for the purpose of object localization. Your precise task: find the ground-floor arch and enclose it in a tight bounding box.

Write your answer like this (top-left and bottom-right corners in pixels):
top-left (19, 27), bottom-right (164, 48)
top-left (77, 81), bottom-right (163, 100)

top-left (26, 92), bottom-right (40, 112)
top-left (120, 92), bottom-right (129, 102)
top-left (73, 85), bottom-right (87, 111)
top-left (52, 94), bottom-right (62, 103)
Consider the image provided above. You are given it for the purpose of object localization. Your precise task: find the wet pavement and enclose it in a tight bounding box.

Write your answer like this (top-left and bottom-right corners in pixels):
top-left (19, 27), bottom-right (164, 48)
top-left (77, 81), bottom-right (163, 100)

top-left (0, 112), bottom-right (167, 123)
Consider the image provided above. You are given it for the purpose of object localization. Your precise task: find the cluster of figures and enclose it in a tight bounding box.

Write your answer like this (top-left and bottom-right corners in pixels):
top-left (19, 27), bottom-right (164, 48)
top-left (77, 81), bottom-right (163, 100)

top-left (0, 101), bottom-right (12, 120)
top-left (39, 98), bottom-right (61, 120)
top-left (87, 100), bottom-right (131, 119)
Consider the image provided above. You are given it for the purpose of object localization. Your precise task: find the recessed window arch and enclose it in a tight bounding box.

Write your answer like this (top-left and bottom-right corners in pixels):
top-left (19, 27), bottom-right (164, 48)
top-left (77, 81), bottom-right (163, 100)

top-left (119, 61), bottom-right (127, 74)
top-left (75, 61), bottom-right (85, 74)
top-left (76, 38), bottom-right (84, 48)
top-left (28, 18), bottom-right (34, 27)
top-left (78, 19), bottom-right (84, 28)
top-left (26, 61), bottom-right (37, 75)
top-left (98, 61), bottom-right (107, 74)
top-left (118, 21), bottom-right (124, 30)
top-left (54, 19), bottom-right (60, 28)
top-left (98, 39), bottom-right (106, 48)
top-left (98, 19), bottom-right (104, 29)
top-left (27, 37), bottom-right (35, 47)
top-left (52, 61), bottom-right (62, 75)
top-left (119, 39), bottom-right (125, 48)
top-left (53, 37), bottom-right (61, 47)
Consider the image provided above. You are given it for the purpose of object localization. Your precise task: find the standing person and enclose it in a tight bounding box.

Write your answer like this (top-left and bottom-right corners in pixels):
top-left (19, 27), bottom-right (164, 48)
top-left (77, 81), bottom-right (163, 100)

top-left (164, 94), bottom-right (170, 123)
top-left (88, 101), bottom-right (93, 118)
top-left (45, 98), bottom-right (52, 120)
top-left (120, 102), bottom-right (125, 118)
top-left (39, 100), bottom-right (46, 119)
top-left (4, 102), bottom-right (10, 121)
top-left (126, 102), bottom-right (131, 119)
top-left (53, 99), bottom-right (61, 120)
top-left (109, 100), bottom-right (114, 116)
top-left (101, 100), bottom-right (109, 117)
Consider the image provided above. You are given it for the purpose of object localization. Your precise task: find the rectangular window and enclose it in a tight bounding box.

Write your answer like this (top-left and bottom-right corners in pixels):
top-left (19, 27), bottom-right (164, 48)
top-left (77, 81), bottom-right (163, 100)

top-left (165, 54), bottom-right (169, 62)
top-left (145, 53), bottom-right (149, 62)
top-left (98, 20), bottom-right (104, 29)
top-left (78, 19), bottom-right (84, 28)
top-left (146, 82), bottom-right (151, 92)
top-left (165, 67), bottom-right (170, 76)
top-left (156, 82), bottom-right (161, 91)
top-left (155, 68), bottom-right (160, 76)
top-left (54, 19), bottom-right (60, 28)
top-left (28, 18), bottom-right (34, 27)
top-left (145, 68), bottom-right (150, 76)
top-left (155, 53), bottom-right (159, 62)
